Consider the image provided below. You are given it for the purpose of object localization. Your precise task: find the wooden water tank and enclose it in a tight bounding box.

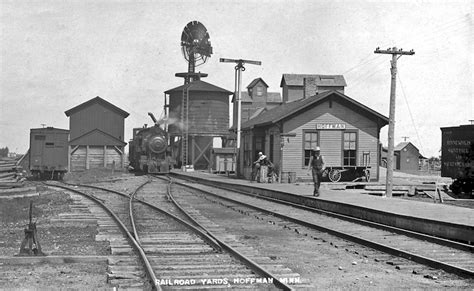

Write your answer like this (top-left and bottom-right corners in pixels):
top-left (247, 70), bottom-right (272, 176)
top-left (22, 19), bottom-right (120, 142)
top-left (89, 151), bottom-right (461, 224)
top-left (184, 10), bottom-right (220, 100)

top-left (165, 80), bottom-right (232, 137)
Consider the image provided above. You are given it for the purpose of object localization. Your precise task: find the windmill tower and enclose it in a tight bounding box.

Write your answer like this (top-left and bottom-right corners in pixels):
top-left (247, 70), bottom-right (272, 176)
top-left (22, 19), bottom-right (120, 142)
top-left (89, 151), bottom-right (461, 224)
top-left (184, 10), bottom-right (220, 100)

top-left (166, 21), bottom-right (230, 171)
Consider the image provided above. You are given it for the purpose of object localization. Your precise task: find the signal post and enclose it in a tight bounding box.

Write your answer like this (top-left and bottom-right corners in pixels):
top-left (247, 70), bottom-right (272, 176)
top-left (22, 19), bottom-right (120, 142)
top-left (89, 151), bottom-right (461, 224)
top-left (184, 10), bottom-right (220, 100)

top-left (220, 58), bottom-right (261, 177)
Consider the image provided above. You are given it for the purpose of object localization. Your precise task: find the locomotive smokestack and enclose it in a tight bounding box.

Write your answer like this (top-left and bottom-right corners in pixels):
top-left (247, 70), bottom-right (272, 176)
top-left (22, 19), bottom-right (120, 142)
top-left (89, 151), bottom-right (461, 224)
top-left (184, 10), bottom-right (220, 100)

top-left (148, 112), bottom-right (158, 125)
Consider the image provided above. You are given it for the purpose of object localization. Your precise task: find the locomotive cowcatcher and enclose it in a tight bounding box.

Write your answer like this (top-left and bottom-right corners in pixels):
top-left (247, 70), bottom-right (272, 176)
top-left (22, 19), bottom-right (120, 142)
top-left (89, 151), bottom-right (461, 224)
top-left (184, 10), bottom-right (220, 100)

top-left (128, 113), bottom-right (173, 174)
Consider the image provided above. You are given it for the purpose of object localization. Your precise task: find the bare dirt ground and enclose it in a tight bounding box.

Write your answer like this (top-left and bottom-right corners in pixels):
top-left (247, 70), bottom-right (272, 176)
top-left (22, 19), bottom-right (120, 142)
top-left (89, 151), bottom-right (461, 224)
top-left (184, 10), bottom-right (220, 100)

top-left (0, 177), bottom-right (111, 289)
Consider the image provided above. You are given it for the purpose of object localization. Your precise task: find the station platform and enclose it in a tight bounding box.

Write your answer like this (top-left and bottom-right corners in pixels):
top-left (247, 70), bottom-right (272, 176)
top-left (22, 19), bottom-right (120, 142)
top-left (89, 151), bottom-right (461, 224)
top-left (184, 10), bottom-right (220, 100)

top-left (170, 170), bottom-right (474, 243)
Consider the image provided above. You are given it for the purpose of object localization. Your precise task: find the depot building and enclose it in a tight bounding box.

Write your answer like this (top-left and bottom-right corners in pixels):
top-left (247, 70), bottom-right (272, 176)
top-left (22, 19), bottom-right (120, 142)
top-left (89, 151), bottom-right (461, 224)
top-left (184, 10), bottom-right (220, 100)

top-left (237, 74), bottom-right (389, 182)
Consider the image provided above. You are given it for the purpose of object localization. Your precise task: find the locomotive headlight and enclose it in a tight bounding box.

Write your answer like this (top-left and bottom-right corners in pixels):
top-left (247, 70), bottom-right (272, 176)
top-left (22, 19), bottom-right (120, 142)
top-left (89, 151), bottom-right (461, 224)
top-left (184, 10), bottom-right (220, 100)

top-left (148, 135), bottom-right (167, 153)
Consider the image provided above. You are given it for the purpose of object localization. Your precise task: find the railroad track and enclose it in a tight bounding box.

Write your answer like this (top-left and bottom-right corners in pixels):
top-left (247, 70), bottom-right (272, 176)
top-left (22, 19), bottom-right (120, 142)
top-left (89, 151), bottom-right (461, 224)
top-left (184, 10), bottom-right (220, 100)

top-left (167, 176), bottom-right (474, 280)
top-left (46, 179), bottom-right (158, 290)
top-left (45, 177), bottom-right (306, 290)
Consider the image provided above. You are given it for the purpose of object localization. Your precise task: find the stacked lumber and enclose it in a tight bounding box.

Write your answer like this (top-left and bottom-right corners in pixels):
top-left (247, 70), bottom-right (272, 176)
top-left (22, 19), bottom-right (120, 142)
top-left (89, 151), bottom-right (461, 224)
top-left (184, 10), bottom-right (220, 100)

top-left (362, 185), bottom-right (414, 197)
top-left (415, 182), bottom-right (455, 202)
top-left (0, 158), bottom-right (26, 188)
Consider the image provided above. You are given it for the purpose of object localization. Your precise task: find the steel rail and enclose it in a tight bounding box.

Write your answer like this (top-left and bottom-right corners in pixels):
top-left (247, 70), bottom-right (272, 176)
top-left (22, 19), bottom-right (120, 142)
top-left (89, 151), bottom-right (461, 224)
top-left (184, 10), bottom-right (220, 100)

top-left (69, 180), bottom-right (294, 288)
top-left (153, 175), bottom-right (294, 291)
top-left (64, 181), bottom-right (223, 252)
top-left (45, 182), bottom-right (161, 291)
top-left (172, 175), bottom-right (473, 252)
top-left (129, 179), bottom-right (151, 244)
top-left (170, 178), bottom-right (474, 278)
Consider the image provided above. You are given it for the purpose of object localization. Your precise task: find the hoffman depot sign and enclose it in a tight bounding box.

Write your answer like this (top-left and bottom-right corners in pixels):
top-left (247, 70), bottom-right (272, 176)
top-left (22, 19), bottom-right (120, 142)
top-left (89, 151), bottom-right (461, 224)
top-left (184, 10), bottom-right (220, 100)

top-left (316, 123), bottom-right (346, 130)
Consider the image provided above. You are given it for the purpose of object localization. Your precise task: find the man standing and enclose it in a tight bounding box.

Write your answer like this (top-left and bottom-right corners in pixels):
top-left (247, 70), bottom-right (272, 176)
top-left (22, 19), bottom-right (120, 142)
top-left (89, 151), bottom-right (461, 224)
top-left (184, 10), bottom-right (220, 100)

top-left (251, 152), bottom-right (267, 182)
top-left (307, 146), bottom-right (325, 196)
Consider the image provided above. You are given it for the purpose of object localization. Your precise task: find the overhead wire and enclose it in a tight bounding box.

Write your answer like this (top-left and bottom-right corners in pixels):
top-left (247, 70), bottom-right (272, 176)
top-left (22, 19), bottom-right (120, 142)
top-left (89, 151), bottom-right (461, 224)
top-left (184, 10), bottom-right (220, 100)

top-left (342, 53), bottom-right (384, 75)
top-left (348, 59), bottom-right (389, 88)
top-left (397, 70), bottom-right (426, 156)
top-left (397, 18), bottom-right (470, 52)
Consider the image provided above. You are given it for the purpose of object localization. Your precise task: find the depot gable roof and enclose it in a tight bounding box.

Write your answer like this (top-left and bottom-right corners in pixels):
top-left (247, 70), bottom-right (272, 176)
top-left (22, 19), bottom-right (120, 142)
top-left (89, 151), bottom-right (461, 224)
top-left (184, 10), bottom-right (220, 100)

top-left (241, 90), bottom-right (388, 130)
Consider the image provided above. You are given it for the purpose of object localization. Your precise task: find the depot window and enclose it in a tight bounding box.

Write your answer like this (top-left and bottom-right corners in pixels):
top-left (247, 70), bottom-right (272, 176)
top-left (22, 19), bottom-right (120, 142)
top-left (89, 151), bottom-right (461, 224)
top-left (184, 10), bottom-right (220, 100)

top-left (343, 131), bottom-right (357, 166)
top-left (303, 131), bottom-right (318, 166)
top-left (254, 136), bottom-right (264, 154)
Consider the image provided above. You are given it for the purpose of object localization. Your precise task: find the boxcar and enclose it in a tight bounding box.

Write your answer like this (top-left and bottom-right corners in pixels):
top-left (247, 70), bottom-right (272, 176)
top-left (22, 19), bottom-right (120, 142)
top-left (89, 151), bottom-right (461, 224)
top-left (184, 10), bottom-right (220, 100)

top-left (441, 124), bottom-right (474, 195)
top-left (30, 127), bottom-right (69, 179)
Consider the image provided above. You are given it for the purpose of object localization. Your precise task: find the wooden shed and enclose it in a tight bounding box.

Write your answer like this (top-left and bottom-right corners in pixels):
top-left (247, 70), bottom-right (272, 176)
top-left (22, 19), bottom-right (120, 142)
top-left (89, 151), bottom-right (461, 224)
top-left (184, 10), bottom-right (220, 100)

top-left (240, 90), bottom-right (388, 182)
top-left (164, 80), bottom-right (233, 170)
top-left (394, 142), bottom-right (422, 173)
top-left (65, 96), bottom-right (129, 171)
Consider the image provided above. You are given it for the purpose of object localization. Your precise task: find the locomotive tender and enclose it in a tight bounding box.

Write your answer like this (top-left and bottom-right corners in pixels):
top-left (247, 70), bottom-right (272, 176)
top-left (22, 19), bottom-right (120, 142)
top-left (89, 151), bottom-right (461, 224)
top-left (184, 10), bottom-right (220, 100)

top-left (441, 124), bottom-right (474, 195)
top-left (128, 113), bottom-right (172, 174)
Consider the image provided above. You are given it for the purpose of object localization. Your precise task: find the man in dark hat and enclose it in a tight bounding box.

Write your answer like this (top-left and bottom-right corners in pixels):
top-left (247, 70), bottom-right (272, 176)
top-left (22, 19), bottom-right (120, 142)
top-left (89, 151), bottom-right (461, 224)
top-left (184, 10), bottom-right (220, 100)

top-left (307, 146), bottom-right (325, 196)
top-left (251, 152), bottom-right (267, 182)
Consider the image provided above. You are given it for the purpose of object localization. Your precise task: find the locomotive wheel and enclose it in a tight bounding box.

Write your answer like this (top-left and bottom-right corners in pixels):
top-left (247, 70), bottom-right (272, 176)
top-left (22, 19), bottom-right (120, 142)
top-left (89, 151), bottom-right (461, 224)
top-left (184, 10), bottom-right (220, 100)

top-left (329, 169), bottom-right (341, 182)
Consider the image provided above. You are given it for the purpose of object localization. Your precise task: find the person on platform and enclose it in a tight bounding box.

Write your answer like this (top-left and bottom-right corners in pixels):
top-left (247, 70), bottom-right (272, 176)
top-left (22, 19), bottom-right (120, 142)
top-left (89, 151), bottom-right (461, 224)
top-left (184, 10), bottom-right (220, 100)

top-left (307, 146), bottom-right (325, 196)
top-left (251, 152), bottom-right (268, 182)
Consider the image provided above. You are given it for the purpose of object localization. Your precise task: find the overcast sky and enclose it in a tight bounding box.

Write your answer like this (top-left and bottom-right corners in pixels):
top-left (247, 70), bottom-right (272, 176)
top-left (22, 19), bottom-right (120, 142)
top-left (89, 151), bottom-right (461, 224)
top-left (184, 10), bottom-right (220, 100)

top-left (1, 0), bottom-right (472, 158)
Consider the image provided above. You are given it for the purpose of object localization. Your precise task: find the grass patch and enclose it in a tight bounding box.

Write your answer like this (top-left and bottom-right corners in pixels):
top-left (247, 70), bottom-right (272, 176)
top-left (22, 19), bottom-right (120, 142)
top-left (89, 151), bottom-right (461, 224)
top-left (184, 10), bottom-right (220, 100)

top-left (0, 191), bottom-right (73, 223)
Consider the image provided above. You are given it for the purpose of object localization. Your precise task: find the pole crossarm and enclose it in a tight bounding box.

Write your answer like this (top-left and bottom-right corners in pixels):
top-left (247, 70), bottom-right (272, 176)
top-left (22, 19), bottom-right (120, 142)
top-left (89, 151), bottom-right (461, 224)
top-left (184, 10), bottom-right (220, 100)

top-left (374, 46), bottom-right (415, 198)
top-left (374, 47), bottom-right (415, 55)
top-left (219, 58), bottom-right (262, 65)
top-left (220, 58), bottom-right (262, 70)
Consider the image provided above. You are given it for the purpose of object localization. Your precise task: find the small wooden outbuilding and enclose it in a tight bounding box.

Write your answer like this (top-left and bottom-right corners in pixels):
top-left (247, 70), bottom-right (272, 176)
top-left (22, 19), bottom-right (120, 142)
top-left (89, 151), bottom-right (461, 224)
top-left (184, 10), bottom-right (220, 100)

top-left (394, 142), bottom-right (422, 173)
top-left (65, 96), bottom-right (129, 171)
top-left (381, 142), bottom-right (425, 173)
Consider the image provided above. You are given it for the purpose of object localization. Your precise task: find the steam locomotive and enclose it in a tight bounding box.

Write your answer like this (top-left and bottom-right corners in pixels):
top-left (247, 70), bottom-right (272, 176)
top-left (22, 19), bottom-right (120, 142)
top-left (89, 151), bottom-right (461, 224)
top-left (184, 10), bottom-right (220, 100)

top-left (128, 113), bottom-right (173, 174)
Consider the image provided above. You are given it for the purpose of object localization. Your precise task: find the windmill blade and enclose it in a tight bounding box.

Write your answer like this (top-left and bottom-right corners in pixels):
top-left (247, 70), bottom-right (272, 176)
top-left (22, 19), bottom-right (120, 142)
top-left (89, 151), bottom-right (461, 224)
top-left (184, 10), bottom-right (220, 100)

top-left (181, 21), bottom-right (213, 71)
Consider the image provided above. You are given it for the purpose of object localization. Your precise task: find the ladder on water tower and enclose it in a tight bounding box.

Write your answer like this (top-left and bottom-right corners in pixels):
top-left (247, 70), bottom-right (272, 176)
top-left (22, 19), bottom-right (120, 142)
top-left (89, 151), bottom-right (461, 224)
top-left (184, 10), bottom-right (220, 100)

top-left (181, 87), bottom-right (189, 167)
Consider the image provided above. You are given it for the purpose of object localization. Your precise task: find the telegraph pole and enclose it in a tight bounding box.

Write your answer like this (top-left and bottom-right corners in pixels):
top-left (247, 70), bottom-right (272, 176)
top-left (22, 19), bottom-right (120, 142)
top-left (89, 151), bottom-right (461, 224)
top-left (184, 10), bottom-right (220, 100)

top-left (374, 47), bottom-right (414, 197)
top-left (220, 58), bottom-right (261, 176)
